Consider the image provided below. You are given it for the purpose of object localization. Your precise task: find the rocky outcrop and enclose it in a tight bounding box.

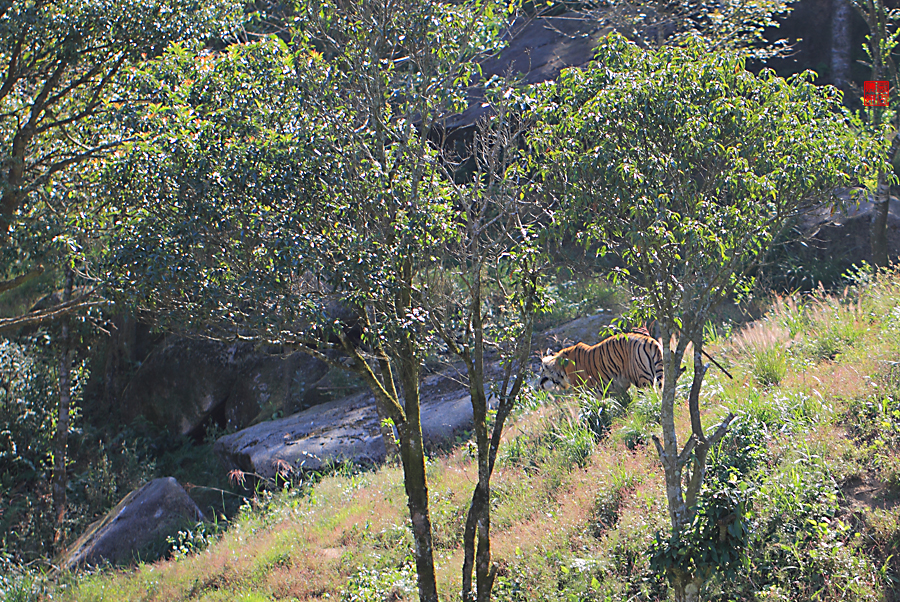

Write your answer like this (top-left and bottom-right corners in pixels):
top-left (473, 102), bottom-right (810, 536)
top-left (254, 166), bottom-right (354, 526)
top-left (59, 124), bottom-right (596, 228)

top-left (119, 339), bottom-right (244, 436)
top-left (789, 195), bottom-right (900, 283)
top-left (61, 477), bottom-right (204, 570)
top-left (117, 338), bottom-right (329, 436)
top-left (214, 371), bottom-right (484, 479)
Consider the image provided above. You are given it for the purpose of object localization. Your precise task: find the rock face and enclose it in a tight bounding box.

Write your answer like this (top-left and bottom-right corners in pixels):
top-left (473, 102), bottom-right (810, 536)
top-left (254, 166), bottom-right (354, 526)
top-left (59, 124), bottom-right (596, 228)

top-left (214, 372), bottom-right (482, 479)
top-left (790, 195), bottom-right (900, 284)
top-left (118, 338), bottom-right (329, 436)
top-left (119, 339), bottom-right (242, 436)
top-left (61, 477), bottom-right (205, 570)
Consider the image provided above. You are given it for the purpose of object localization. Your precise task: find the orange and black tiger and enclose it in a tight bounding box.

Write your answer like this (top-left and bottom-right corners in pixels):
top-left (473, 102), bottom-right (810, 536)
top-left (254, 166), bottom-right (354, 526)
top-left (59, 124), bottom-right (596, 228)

top-left (538, 333), bottom-right (664, 394)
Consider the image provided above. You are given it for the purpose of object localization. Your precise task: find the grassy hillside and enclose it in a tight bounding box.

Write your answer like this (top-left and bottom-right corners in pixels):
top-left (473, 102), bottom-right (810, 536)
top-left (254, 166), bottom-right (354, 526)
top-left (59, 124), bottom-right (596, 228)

top-left (6, 269), bottom-right (900, 602)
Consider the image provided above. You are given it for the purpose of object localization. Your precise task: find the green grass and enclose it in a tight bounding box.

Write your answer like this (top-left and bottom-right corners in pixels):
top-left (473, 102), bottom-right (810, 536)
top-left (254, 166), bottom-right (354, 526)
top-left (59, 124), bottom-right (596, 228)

top-left (12, 269), bottom-right (900, 602)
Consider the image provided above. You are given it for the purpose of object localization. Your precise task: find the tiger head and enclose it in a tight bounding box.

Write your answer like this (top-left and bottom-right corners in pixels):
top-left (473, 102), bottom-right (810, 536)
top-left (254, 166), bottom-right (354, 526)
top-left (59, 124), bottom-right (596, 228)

top-left (538, 349), bottom-right (573, 391)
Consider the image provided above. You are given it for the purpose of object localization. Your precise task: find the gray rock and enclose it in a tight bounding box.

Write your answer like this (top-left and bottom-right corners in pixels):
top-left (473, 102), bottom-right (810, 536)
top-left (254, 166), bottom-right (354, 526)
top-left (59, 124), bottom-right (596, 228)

top-left (214, 374), bottom-right (482, 479)
top-left (799, 195), bottom-right (900, 271)
top-left (119, 337), bottom-right (329, 436)
top-left (535, 313), bottom-right (616, 353)
top-left (61, 477), bottom-right (205, 570)
top-left (223, 351), bottom-right (329, 431)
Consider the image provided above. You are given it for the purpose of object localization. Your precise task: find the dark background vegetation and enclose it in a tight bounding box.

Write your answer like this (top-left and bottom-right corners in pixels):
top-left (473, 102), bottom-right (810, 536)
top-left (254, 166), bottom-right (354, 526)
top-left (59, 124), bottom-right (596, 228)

top-left (2, 1), bottom-right (900, 601)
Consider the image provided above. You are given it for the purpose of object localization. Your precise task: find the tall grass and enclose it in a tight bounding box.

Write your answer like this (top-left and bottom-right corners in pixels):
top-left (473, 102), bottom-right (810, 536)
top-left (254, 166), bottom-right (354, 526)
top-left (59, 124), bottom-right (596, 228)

top-left (730, 320), bottom-right (792, 387)
top-left (43, 268), bottom-right (900, 602)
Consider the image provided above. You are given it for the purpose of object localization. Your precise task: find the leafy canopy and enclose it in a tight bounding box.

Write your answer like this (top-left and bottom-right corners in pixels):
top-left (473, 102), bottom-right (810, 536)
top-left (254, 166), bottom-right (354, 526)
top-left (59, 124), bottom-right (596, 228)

top-left (0, 0), bottom-right (241, 324)
top-left (98, 0), bottom-right (510, 356)
top-left (531, 33), bottom-right (883, 335)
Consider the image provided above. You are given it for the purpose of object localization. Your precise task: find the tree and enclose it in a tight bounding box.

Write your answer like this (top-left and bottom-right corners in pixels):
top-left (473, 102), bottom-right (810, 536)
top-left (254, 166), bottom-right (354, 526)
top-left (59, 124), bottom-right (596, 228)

top-left (561, 0), bottom-right (798, 60)
top-left (0, 0), bottom-right (239, 549)
top-left (531, 33), bottom-right (881, 601)
top-left (0, 0), bottom-right (240, 330)
top-left (97, 2), bottom-right (517, 598)
top-left (423, 98), bottom-right (545, 602)
top-left (832, 0), bottom-right (854, 92)
top-left (850, 0), bottom-right (900, 267)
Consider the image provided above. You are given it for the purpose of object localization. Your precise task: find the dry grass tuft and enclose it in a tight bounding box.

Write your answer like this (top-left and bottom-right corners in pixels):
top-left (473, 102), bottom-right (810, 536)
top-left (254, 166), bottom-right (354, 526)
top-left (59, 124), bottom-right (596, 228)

top-left (45, 272), bottom-right (900, 602)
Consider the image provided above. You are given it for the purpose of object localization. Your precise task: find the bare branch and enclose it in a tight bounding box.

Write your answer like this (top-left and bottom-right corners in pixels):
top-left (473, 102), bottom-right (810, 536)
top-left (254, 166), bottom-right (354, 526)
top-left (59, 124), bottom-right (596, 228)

top-left (651, 433), bottom-right (667, 463)
top-left (677, 434), bottom-right (698, 470)
top-left (705, 412), bottom-right (736, 448)
top-left (688, 342), bottom-right (708, 442)
top-left (0, 293), bottom-right (104, 334)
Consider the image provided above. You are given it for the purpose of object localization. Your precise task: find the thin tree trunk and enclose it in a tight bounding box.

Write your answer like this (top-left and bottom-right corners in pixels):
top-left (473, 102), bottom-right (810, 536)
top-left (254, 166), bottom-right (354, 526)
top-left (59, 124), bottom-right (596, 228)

top-left (461, 284), bottom-right (497, 602)
top-left (461, 269), bottom-right (537, 602)
top-left (872, 132), bottom-right (900, 267)
top-left (52, 267), bottom-right (75, 550)
top-left (656, 324), bottom-right (687, 531)
top-left (654, 328), bottom-right (734, 601)
top-left (337, 320), bottom-right (436, 602)
top-left (473, 286), bottom-right (494, 602)
top-left (831, 0), bottom-right (852, 92)
top-left (395, 255), bottom-right (438, 602)
top-left (672, 571), bottom-right (704, 602)
top-left (462, 483), bottom-right (488, 602)
top-left (397, 355), bottom-right (438, 602)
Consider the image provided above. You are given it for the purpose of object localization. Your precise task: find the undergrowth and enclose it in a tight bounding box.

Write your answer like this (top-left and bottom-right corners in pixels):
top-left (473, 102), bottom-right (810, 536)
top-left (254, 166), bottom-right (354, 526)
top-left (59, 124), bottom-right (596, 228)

top-left (17, 267), bottom-right (900, 602)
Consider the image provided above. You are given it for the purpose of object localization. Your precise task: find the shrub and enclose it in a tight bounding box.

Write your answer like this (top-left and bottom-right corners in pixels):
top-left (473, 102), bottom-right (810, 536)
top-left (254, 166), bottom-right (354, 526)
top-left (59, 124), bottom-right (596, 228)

top-left (649, 469), bottom-right (753, 590)
top-left (0, 554), bottom-right (45, 602)
top-left (0, 340), bottom-right (63, 560)
top-left (342, 562), bottom-right (417, 602)
top-left (535, 277), bottom-right (625, 329)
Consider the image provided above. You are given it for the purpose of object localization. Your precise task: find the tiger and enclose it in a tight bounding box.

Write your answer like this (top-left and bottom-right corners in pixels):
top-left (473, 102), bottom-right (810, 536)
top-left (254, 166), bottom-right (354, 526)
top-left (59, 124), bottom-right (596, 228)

top-left (538, 333), bottom-right (665, 395)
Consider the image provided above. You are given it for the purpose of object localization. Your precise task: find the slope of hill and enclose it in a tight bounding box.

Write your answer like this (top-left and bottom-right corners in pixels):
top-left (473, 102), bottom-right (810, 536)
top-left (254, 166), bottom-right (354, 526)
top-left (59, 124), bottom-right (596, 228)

top-left (6, 270), bottom-right (900, 602)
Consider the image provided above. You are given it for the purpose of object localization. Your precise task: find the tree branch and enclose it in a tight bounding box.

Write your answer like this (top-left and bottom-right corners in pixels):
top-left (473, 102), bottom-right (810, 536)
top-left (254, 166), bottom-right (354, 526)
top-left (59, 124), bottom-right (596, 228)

top-left (705, 411), bottom-right (736, 448)
top-left (688, 342), bottom-right (708, 442)
top-left (0, 265), bottom-right (44, 294)
top-left (0, 293), bottom-right (103, 334)
top-left (677, 434), bottom-right (698, 470)
top-left (0, 34), bottom-right (23, 104)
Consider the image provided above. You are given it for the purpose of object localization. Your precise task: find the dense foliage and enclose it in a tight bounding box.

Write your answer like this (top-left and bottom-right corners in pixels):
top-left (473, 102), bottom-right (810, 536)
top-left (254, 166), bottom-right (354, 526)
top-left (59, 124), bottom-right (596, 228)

top-left (0, 0), bottom-right (241, 329)
top-left (530, 32), bottom-right (883, 600)
top-left (2, 2), bottom-right (899, 601)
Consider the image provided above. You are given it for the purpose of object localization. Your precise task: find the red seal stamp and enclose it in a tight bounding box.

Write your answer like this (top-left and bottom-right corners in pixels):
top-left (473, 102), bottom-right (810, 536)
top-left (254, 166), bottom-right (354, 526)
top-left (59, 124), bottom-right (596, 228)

top-left (864, 80), bottom-right (889, 107)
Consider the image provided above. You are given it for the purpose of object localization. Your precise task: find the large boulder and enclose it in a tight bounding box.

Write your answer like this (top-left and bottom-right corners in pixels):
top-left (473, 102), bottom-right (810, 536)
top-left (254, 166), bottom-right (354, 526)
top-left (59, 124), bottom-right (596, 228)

top-left (786, 195), bottom-right (900, 286)
top-left (61, 477), bottom-right (205, 570)
top-left (214, 371), bottom-right (483, 479)
top-left (119, 339), bottom-right (244, 436)
top-left (118, 337), bottom-right (329, 436)
top-left (223, 351), bottom-right (330, 431)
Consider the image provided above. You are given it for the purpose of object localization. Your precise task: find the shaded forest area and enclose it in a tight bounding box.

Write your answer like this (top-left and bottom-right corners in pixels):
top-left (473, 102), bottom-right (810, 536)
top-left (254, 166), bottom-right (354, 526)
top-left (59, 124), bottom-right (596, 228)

top-left (1, 1), bottom-right (900, 601)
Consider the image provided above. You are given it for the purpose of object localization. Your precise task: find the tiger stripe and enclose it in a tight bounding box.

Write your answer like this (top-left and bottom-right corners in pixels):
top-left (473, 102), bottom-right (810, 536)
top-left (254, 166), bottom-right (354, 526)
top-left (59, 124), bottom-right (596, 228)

top-left (539, 333), bottom-right (664, 393)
